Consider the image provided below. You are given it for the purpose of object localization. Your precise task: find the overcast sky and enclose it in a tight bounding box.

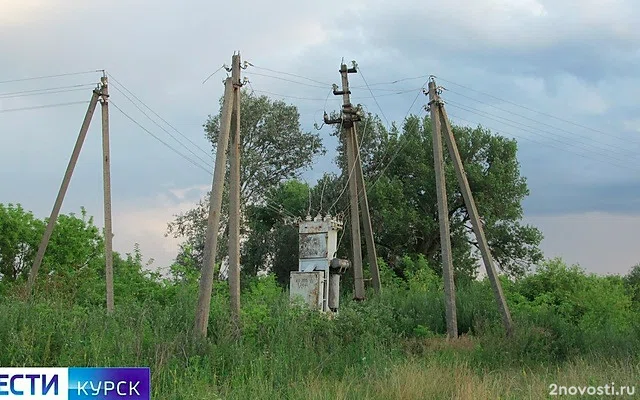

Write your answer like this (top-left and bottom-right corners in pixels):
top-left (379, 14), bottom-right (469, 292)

top-left (1, 0), bottom-right (638, 276)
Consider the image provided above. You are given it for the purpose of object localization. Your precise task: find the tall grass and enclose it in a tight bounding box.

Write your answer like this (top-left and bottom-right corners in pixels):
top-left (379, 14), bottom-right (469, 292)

top-left (1, 272), bottom-right (638, 399)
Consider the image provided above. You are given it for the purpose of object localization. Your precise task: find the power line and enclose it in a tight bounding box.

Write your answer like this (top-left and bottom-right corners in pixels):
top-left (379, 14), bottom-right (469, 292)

top-left (0, 84), bottom-right (96, 98)
top-left (0, 87), bottom-right (91, 100)
top-left (358, 86), bottom-right (425, 92)
top-left (446, 108), bottom-right (639, 172)
top-left (353, 87), bottom-right (427, 99)
top-left (444, 89), bottom-right (638, 157)
top-left (445, 99), bottom-right (639, 164)
top-left (435, 75), bottom-right (640, 146)
top-left (356, 80), bottom-right (429, 183)
top-left (251, 87), bottom-right (421, 103)
top-left (250, 89), bottom-right (328, 101)
top-left (402, 81), bottom-right (429, 121)
top-left (202, 64), bottom-right (227, 85)
top-left (110, 101), bottom-right (214, 176)
top-left (445, 102), bottom-right (637, 169)
top-left (446, 112), bottom-right (638, 172)
top-left (0, 70), bottom-right (100, 85)
top-left (247, 64), bottom-right (331, 86)
top-left (0, 101), bottom-right (90, 114)
top-left (244, 72), bottom-right (330, 89)
top-left (109, 83), bottom-right (214, 168)
top-left (107, 74), bottom-right (214, 162)
top-left (111, 100), bottom-right (300, 221)
top-left (351, 74), bottom-right (431, 89)
top-left (356, 64), bottom-right (391, 129)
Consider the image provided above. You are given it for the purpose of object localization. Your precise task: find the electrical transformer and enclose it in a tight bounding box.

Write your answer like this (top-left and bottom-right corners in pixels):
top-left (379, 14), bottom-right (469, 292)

top-left (290, 215), bottom-right (350, 312)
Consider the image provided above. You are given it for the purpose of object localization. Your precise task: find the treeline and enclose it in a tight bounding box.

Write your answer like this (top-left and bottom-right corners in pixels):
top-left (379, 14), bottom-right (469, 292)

top-left (0, 204), bottom-right (639, 397)
top-left (1, 203), bottom-right (639, 397)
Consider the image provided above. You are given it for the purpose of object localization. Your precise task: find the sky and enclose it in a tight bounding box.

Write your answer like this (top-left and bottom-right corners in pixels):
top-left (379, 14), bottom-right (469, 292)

top-left (1, 0), bottom-right (638, 276)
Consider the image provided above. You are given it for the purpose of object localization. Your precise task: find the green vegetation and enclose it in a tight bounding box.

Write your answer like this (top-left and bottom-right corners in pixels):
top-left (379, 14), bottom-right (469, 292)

top-left (170, 95), bottom-right (542, 285)
top-left (2, 94), bottom-right (639, 398)
top-left (1, 206), bottom-right (638, 398)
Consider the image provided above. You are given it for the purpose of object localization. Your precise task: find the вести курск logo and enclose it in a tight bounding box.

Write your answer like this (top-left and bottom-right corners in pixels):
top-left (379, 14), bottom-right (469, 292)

top-left (0, 367), bottom-right (150, 399)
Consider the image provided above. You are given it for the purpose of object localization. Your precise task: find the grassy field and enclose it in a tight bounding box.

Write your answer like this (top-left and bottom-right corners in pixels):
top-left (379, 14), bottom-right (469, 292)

top-left (1, 269), bottom-right (638, 399)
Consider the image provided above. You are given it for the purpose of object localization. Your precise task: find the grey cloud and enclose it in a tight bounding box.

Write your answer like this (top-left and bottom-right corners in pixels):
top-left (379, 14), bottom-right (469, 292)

top-left (2, 0), bottom-right (640, 271)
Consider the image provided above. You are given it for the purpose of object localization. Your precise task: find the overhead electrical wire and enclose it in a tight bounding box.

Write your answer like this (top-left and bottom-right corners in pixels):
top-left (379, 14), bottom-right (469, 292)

top-left (435, 75), bottom-right (640, 146)
top-left (355, 65), bottom-right (391, 129)
top-left (244, 72), bottom-right (329, 89)
top-left (0, 87), bottom-right (92, 100)
top-left (0, 83), bottom-right (96, 98)
top-left (250, 89), bottom-right (328, 102)
top-left (361, 81), bottom-right (430, 194)
top-left (351, 74), bottom-right (432, 89)
top-left (446, 111), bottom-right (640, 173)
top-left (202, 64), bottom-right (227, 85)
top-left (247, 64), bottom-right (332, 86)
top-left (445, 101), bottom-right (637, 169)
top-left (444, 99), bottom-right (638, 164)
top-left (109, 73), bottom-right (301, 221)
top-left (0, 101), bottom-right (90, 114)
top-left (0, 70), bottom-right (100, 85)
top-left (110, 101), bottom-right (214, 175)
top-left (111, 100), bottom-right (299, 220)
top-left (107, 74), bottom-right (214, 162)
top-left (328, 116), bottom-right (368, 215)
top-left (250, 87), bottom-right (421, 103)
top-left (444, 89), bottom-right (638, 157)
top-left (109, 83), bottom-right (214, 168)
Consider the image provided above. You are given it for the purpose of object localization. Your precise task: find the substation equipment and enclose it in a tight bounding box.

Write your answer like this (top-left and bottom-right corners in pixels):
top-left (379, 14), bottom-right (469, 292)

top-left (289, 215), bottom-right (350, 312)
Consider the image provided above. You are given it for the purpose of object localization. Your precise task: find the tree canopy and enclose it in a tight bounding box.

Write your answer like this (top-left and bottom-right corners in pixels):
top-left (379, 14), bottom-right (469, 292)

top-left (167, 90), bottom-right (325, 270)
top-left (168, 91), bottom-right (542, 283)
top-left (230, 111), bottom-right (542, 283)
top-left (357, 113), bottom-right (543, 279)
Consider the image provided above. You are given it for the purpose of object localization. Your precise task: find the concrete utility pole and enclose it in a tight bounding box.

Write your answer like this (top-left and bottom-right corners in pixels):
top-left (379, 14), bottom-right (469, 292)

top-left (27, 90), bottom-right (101, 296)
top-left (194, 54), bottom-right (241, 338)
top-left (100, 74), bottom-right (115, 314)
top-left (324, 62), bottom-right (378, 300)
top-left (427, 81), bottom-right (458, 339)
top-left (429, 78), bottom-right (514, 336)
top-left (228, 54), bottom-right (242, 333)
top-left (351, 129), bottom-right (381, 293)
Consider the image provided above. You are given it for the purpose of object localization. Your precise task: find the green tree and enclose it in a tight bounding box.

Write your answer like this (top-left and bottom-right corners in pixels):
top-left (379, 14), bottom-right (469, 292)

top-left (625, 263), bottom-right (640, 307)
top-left (333, 113), bottom-right (542, 279)
top-left (242, 180), bottom-right (309, 284)
top-left (167, 91), bottom-right (325, 273)
top-left (0, 203), bottom-right (44, 282)
top-left (0, 205), bottom-right (103, 288)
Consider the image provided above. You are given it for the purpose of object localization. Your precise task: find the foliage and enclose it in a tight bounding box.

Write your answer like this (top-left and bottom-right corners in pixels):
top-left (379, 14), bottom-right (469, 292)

top-left (0, 206), bottom-right (636, 397)
top-left (332, 113), bottom-right (543, 279)
top-left (0, 203), bottom-right (44, 282)
top-left (0, 204), bottom-right (168, 310)
top-left (1, 254), bottom-right (638, 398)
top-left (242, 180), bottom-right (309, 284)
top-left (165, 90), bottom-right (541, 284)
top-left (625, 263), bottom-right (640, 307)
top-left (167, 90), bottom-right (325, 272)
